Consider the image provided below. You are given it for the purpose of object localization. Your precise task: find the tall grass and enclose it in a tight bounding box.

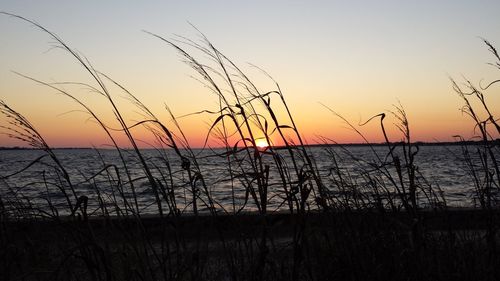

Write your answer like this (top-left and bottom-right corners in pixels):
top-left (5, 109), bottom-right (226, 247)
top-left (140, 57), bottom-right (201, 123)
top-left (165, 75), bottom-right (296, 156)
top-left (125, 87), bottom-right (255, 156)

top-left (450, 39), bottom-right (500, 249)
top-left (0, 13), bottom-right (499, 281)
top-left (450, 40), bottom-right (500, 209)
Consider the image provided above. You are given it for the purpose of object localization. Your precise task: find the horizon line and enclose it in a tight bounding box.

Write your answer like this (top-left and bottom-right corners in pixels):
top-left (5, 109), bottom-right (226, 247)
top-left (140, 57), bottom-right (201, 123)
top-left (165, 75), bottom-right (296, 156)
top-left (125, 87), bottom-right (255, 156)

top-left (1, 139), bottom-right (497, 150)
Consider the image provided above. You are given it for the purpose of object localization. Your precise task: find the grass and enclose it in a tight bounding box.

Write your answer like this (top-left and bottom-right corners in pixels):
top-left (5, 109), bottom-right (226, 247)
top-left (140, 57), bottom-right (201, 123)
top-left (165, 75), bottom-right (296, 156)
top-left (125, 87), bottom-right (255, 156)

top-left (0, 13), bottom-right (499, 280)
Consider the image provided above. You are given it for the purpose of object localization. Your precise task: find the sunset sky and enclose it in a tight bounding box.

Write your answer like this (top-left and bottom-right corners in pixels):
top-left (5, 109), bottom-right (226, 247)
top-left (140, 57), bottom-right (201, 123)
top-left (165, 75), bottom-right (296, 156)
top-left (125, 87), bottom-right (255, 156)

top-left (1, 1), bottom-right (500, 148)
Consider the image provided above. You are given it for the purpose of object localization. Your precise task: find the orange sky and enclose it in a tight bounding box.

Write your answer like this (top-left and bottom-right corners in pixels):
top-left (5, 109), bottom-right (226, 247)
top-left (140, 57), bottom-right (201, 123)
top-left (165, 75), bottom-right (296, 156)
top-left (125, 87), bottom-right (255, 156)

top-left (1, 1), bottom-right (500, 148)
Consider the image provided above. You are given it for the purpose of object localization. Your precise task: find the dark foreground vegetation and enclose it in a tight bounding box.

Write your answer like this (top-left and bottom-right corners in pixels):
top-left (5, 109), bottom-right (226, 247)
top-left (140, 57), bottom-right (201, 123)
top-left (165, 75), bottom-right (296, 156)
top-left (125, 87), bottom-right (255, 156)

top-left (1, 13), bottom-right (499, 280)
top-left (2, 210), bottom-right (500, 281)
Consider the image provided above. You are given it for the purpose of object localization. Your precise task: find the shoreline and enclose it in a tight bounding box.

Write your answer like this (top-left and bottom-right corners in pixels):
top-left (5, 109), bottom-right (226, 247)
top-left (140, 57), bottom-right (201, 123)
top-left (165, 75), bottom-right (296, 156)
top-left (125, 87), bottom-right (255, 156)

top-left (6, 208), bottom-right (499, 238)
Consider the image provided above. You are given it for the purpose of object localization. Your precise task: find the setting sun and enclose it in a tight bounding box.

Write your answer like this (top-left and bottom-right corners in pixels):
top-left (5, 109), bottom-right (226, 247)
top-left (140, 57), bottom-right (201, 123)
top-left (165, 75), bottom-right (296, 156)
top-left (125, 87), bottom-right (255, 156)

top-left (255, 138), bottom-right (269, 149)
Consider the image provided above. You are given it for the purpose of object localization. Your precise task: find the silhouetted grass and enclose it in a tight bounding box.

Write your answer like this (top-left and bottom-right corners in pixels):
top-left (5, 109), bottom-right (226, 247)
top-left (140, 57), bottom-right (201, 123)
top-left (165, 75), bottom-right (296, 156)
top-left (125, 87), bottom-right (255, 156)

top-left (0, 12), bottom-right (499, 281)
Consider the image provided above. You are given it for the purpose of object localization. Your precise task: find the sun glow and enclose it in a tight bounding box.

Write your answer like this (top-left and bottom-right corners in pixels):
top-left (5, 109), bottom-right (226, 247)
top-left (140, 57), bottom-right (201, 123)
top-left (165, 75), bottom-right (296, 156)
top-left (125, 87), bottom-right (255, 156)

top-left (255, 138), bottom-right (269, 149)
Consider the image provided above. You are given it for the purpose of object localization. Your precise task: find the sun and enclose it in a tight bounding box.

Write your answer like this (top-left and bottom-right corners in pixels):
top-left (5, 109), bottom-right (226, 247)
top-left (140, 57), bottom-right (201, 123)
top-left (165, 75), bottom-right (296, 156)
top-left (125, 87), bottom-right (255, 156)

top-left (255, 138), bottom-right (269, 149)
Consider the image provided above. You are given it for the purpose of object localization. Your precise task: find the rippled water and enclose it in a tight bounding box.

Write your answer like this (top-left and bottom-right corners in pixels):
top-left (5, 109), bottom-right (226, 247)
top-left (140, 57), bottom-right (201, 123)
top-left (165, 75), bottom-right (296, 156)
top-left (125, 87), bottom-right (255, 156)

top-left (0, 145), bottom-right (498, 217)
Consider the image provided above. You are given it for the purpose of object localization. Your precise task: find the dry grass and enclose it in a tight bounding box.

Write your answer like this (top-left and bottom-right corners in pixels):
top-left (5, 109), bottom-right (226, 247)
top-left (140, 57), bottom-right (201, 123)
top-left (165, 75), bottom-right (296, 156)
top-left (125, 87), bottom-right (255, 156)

top-left (0, 13), bottom-right (499, 281)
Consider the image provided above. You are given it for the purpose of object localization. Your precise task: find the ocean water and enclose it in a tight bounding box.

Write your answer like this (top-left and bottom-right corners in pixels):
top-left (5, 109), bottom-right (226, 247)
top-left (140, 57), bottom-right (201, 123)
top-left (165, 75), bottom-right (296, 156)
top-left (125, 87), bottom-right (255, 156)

top-left (0, 145), bottom-right (498, 217)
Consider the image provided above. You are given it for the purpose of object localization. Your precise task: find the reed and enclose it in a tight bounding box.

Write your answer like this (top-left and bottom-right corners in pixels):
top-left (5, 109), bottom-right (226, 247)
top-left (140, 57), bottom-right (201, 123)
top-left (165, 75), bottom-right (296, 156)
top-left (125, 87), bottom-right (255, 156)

top-left (0, 13), bottom-right (499, 280)
top-left (450, 39), bottom-right (500, 249)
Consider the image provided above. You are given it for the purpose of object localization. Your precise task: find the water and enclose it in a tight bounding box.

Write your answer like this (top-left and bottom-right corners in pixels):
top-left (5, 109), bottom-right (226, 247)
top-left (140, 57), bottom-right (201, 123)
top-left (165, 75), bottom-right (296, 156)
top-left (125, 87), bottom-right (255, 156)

top-left (0, 144), bottom-right (498, 217)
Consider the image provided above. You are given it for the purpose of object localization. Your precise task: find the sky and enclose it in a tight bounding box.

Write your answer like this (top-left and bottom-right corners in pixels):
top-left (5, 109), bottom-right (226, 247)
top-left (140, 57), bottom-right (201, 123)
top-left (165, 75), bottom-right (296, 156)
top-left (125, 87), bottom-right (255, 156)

top-left (1, 1), bottom-right (500, 148)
